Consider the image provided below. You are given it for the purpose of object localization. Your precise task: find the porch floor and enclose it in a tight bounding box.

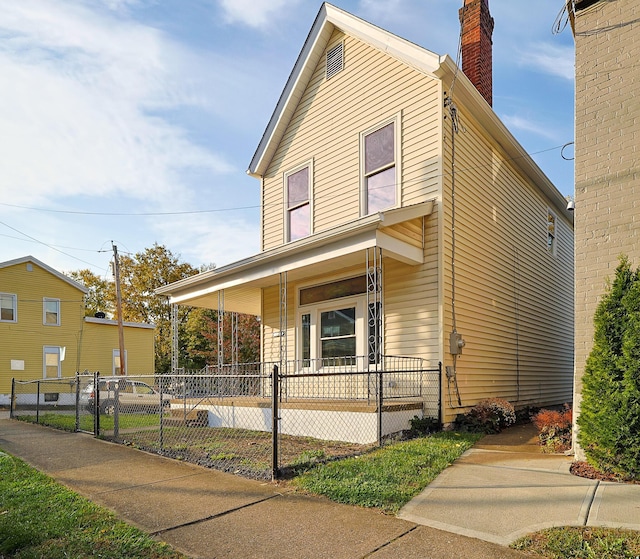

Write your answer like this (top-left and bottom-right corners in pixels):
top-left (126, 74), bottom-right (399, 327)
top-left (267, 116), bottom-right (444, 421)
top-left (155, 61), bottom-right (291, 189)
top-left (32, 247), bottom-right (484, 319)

top-left (169, 396), bottom-right (424, 413)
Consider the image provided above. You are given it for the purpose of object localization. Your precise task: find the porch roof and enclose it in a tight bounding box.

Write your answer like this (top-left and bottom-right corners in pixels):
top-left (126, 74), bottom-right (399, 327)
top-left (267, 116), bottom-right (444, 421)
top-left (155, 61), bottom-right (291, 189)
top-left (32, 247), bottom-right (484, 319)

top-left (156, 201), bottom-right (434, 315)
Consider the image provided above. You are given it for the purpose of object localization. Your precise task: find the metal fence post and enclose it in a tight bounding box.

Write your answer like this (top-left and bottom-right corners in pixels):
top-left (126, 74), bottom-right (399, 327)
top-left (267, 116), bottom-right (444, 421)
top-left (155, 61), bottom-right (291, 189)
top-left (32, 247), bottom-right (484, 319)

top-left (94, 372), bottom-right (100, 437)
top-left (377, 368), bottom-right (383, 446)
top-left (36, 381), bottom-right (41, 424)
top-left (10, 378), bottom-right (15, 419)
top-left (159, 374), bottom-right (164, 451)
top-left (75, 372), bottom-right (80, 432)
top-left (272, 364), bottom-right (279, 480)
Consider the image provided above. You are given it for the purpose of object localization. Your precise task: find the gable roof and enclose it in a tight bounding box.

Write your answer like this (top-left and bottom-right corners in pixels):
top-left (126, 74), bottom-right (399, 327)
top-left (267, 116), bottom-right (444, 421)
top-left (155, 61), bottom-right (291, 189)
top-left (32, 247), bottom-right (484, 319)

top-left (247, 2), bottom-right (442, 179)
top-left (247, 2), bottom-right (573, 222)
top-left (0, 255), bottom-right (89, 294)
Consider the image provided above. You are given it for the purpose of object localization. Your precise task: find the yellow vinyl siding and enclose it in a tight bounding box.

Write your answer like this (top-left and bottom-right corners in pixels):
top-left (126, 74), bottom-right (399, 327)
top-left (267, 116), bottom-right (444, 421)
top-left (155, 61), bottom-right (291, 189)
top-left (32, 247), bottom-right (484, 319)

top-left (262, 31), bottom-right (442, 250)
top-left (439, 105), bottom-right (573, 423)
top-left (0, 261), bottom-right (85, 392)
top-left (78, 321), bottom-right (155, 375)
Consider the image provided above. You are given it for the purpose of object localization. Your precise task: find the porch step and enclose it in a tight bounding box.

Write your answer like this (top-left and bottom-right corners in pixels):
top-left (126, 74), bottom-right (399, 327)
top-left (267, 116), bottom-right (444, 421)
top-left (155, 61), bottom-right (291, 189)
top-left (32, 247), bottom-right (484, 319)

top-left (163, 408), bottom-right (209, 427)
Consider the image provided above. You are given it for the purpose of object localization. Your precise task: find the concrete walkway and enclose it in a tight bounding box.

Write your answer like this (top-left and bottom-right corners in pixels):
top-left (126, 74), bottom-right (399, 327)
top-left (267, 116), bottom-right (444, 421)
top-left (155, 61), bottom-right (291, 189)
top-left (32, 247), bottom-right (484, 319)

top-left (1, 415), bottom-right (639, 558)
top-left (399, 423), bottom-right (640, 545)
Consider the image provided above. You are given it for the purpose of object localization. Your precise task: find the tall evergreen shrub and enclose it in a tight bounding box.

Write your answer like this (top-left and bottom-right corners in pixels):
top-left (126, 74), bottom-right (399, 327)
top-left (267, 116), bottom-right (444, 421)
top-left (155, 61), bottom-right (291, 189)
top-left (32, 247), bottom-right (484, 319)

top-left (578, 256), bottom-right (640, 478)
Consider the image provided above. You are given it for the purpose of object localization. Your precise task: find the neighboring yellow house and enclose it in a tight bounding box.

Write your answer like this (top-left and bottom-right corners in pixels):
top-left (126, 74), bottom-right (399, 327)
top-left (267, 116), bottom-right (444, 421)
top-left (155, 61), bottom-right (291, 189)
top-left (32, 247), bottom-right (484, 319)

top-left (0, 256), bottom-right (155, 405)
top-left (158, 3), bottom-right (574, 425)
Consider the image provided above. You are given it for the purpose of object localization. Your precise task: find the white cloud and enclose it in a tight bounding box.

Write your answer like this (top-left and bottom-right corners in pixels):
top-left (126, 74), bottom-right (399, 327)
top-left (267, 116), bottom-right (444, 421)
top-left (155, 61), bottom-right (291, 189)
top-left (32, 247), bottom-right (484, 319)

top-left (0, 1), bottom-right (234, 206)
top-left (217, 0), bottom-right (300, 29)
top-left (500, 114), bottom-right (559, 141)
top-left (518, 43), bottom-right (575, 81)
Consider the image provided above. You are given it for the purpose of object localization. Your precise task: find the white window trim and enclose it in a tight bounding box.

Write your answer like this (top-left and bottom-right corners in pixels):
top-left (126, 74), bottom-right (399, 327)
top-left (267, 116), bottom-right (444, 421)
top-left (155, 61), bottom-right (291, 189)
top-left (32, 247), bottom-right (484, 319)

top-left (0, 293), bottom-right (17, 323)
top-left (283, 159), bottom-right (314, 243)
top-left (360, 112), bottom-right (402, 216)
top-left (113, 349), bottom-right (128, 376)
top-left (297, 296), bottom-right (366, 369)
top-left (43, 297), bottom-right (60, 326)
top-left (43, 346), bottom-right (61, 379)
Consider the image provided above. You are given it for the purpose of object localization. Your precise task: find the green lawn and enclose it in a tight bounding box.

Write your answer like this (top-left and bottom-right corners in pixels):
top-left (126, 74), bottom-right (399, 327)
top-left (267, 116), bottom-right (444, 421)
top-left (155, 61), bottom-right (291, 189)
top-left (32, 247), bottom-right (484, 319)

top-left (0, 450), bottom-right (186, 559)
top-left (512, 526), bottom-right (640, 559)
top-left (292, 431), bottom-right (481, 514)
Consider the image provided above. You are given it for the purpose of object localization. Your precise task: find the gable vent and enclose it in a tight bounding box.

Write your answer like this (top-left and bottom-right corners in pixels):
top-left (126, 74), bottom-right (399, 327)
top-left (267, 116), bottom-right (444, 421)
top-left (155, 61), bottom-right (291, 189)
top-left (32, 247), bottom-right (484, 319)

top-left (326, 42), bottom-right (344, 80)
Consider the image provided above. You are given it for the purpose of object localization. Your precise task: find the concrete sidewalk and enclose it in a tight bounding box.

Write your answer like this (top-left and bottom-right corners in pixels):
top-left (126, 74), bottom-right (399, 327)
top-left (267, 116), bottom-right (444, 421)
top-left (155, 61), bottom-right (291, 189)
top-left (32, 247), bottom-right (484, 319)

top-left (399, 423), bottom-right (640, 545)
top-left (1, 416), bottom-right (639, 558)
top-left (0, 416), bottom-right (525, 559)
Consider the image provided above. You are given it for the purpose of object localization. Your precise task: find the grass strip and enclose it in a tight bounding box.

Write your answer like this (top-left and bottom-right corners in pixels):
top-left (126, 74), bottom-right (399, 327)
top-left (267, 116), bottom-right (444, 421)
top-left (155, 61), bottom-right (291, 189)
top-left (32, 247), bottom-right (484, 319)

top-left (0, 450), bottom-right (186, 559)
top-left (511, 526), bottom-right (640, 559)
top-left (292, 431), bottom-right (480, 514)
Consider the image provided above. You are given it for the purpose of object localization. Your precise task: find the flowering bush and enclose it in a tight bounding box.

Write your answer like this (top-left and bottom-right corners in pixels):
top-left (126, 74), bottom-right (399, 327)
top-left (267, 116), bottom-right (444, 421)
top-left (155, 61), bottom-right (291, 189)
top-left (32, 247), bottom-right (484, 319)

top-left (455, 398), bottom-right (516, 434)
top-left (532, 405), bottom-right (572, 453)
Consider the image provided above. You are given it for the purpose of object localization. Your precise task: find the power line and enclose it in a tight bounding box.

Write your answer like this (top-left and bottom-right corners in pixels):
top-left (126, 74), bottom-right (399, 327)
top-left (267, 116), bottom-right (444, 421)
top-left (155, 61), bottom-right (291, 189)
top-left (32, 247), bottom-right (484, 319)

top-left (0, 220), bottom-right (104, 269)
top-left (0, 202), bottom-right (260, 216)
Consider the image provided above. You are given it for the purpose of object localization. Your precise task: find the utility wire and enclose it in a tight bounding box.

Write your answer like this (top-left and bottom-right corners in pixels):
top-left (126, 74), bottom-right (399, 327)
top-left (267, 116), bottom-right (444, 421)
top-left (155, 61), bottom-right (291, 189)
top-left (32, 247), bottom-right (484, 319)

top-left (0, 220), bottom-right (103, 269)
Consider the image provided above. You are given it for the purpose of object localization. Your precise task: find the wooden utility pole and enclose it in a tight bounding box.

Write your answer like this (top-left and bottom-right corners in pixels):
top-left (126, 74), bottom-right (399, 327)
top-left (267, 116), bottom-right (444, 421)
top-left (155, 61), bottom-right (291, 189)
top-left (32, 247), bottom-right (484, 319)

top-left (112, 242), bottom-right (126, 376)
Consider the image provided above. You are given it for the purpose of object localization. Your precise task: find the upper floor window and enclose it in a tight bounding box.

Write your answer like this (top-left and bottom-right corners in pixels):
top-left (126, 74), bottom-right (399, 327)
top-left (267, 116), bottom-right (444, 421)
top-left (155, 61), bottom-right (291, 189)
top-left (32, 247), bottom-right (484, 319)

top-left (0, 293), bottom-right (17, 322)
top-left (547, 209), bottom-right (557, 256)
top-left (285, 161), bottom-right (312, 242)
top-left (43, 298), bottom-right (60, 326)
top-left (361, 115), bottom-right (400, 215)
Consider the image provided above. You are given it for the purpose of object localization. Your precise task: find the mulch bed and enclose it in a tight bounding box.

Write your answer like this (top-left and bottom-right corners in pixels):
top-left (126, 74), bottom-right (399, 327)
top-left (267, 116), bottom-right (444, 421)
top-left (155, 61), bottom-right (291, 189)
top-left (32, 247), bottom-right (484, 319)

top-left (570, 460), bottom-right (640, 484)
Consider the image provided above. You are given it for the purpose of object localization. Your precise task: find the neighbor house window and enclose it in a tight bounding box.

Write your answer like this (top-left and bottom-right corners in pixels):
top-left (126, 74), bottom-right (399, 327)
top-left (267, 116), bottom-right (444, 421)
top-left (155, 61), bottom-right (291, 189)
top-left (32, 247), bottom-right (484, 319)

top-left (547, 209), bottom-right (557, 256)
top-left (285, 162), bottom-right (312, 242)
top-left (43, 298), bottom-right (60, 326)
top-left (43, 346), bottom-right (61, 379)
top-left (361, 115), bottom-right (400, 215)
top-left (113, 349), bottom-right (128, 376)
top-left (0, 293), bottom-right (17, 322)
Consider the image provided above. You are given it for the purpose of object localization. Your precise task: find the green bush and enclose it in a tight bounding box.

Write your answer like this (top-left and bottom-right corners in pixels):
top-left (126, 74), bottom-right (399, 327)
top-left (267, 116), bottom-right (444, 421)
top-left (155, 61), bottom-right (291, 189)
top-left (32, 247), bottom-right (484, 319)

top-left (578, 256), bottom-right (640, 479)
top-left (454, 398), bottom-right (516, 434)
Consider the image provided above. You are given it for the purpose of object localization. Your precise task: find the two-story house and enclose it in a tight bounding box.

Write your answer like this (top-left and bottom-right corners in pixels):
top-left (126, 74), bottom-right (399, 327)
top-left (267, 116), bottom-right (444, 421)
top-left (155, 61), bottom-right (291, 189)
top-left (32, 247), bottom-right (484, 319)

top-left (0, 255), bottom-right (155, 405)
top-left (157, 2), bottom-right (574, 426)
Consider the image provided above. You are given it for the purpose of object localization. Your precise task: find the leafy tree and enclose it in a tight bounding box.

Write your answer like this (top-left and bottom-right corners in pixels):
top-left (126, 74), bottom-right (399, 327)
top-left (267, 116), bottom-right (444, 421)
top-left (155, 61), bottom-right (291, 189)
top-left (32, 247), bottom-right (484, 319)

top-left (66, 269), bottom-right (111, 317)
top-left (70, 244), bottom-right (261, 374)
top-left (115, 244), bottom-right (198, 374)
top-left (578, 256), bottom-right (640, 478)
top-left (183, 308), bottom-right (260, 368)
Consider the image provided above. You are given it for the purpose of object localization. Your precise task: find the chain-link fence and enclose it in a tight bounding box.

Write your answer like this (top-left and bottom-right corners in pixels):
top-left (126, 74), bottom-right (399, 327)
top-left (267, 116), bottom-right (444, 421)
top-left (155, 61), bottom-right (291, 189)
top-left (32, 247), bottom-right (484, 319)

top-left (11, 359), bottom-right (441, 480)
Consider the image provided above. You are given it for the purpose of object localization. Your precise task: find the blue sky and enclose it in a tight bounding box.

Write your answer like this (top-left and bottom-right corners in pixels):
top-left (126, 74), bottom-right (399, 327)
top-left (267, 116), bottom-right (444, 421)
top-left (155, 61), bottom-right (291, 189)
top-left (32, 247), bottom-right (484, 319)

top-left (0, 0), bottom-right (575, 279)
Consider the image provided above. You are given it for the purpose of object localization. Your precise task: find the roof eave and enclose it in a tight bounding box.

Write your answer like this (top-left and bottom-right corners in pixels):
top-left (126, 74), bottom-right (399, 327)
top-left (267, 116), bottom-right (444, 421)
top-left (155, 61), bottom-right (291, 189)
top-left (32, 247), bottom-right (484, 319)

top-left (435, 56), bottom-right (574, 225)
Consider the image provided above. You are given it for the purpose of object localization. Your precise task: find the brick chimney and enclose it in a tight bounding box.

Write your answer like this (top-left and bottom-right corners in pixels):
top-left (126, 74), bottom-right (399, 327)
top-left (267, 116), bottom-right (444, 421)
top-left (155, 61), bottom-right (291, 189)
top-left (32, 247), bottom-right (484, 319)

top-left (459, 0), bottom-right (495, 106)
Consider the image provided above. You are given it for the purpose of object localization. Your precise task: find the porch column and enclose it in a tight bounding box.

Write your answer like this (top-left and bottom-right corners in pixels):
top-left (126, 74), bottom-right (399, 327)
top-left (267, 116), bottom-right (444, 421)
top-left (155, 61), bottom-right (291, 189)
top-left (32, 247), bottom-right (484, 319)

top-left (366, 247), bottom-right (384, 369)
top-left (279, 271), bottom-right (288, 374)
top-left (231, 312), bottom-right (238, 367)
top-left (171, 303), bottom-right (179, 373)
top-left (217, 291), bottom-right (225, 368)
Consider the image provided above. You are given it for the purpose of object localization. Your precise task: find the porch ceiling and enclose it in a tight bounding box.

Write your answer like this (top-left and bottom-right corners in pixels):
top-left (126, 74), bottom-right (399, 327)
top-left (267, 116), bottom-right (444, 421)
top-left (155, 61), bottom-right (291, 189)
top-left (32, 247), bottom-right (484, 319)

top-left (157, 201), bottom-right (434, 315)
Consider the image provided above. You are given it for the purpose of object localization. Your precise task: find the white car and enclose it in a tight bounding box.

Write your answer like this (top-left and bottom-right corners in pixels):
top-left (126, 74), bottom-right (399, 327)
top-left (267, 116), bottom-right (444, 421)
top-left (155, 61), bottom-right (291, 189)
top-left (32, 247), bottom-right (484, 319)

top-left (81, 378), bottom-right (171, 415)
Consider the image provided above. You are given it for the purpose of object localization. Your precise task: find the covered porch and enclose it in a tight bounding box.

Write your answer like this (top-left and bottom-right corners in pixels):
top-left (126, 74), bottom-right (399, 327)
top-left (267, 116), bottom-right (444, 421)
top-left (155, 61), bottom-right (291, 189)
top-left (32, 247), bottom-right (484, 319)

top-left (157, 201), bottom-right (441, 435)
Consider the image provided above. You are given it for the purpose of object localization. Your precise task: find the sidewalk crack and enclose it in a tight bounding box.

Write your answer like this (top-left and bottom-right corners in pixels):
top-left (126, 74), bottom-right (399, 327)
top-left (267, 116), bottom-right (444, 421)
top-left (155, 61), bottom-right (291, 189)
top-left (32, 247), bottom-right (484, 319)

top-left (150, 494), bottom-right (281, 536)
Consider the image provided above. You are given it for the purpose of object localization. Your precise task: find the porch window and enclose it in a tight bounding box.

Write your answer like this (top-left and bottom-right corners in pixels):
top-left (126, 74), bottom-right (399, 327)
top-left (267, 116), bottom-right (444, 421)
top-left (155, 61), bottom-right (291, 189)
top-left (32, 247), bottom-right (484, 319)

top-left (320, 307), bottom-right (356, 359)
top-left (43, 298), bottom-right (60, 326)
top-left (361, 115), bottom-right (400, 215)
top-left (285, 162), bottom-right (312, 242)
top-left (0, 293), bottom-right (17, 322)
top-left (298, 275), bottom-right (374, 367)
